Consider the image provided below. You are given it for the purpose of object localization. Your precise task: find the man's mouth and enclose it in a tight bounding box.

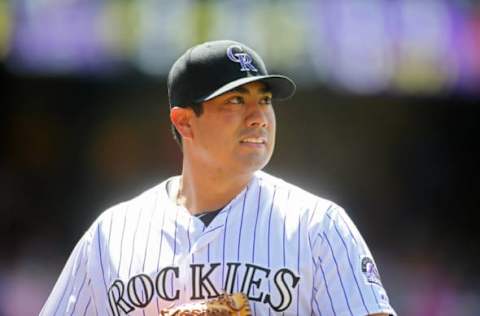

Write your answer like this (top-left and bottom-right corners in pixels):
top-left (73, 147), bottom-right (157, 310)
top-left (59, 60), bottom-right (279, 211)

top-left (240, 137), bottom-right (267, 144)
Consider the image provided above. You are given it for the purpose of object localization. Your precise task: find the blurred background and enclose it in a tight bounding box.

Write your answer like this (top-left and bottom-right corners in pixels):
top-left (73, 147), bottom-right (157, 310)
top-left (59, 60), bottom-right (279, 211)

top-left (1, 0), bottom-right (480, 315)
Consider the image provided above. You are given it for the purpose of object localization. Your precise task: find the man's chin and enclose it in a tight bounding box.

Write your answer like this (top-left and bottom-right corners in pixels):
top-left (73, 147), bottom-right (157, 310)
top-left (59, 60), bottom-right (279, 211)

top-left (234, 154), bottom-right (271, 173)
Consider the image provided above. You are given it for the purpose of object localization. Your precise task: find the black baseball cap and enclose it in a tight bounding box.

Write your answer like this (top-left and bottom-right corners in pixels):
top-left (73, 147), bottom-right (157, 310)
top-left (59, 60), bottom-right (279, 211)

top-left (167, 40), bottom-right (296, 107)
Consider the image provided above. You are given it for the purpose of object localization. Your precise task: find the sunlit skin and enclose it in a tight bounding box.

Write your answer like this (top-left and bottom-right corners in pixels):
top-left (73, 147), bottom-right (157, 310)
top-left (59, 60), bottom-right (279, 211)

top-left (170, 81), bottom-right (275, 214)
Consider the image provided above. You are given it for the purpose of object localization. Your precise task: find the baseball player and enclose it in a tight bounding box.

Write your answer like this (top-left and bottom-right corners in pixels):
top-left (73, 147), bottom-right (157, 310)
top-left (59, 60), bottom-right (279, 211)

top-left (41, 40), bottom-right (396, 316)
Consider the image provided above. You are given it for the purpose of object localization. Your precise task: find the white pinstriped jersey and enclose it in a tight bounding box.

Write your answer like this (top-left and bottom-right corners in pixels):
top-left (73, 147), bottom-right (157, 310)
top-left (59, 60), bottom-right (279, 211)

top-left (41, 171), bottom-right (396, 316)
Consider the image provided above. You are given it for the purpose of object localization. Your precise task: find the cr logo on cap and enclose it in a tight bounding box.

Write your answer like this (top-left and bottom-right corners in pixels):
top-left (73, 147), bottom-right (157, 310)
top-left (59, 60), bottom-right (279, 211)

top-left (226, 45), bottom-right (258, 72)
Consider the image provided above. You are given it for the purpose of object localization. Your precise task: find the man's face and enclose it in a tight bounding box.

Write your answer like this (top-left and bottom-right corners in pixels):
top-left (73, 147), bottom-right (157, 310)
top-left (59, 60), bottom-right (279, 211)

top-left (188, 81), bottom-right (276, 175)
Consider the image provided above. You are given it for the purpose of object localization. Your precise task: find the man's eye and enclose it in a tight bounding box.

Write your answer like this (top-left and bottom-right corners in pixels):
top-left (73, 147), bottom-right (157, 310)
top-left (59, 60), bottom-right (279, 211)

top-left (261, 96), bottom-right (272, 104)
top-left (227, 96), bottom-right (243, 104)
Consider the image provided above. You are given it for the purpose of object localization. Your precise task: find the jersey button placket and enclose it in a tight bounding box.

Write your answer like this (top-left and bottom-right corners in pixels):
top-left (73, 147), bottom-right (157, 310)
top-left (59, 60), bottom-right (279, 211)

top-left (190, 211), bottom-right (227, 255)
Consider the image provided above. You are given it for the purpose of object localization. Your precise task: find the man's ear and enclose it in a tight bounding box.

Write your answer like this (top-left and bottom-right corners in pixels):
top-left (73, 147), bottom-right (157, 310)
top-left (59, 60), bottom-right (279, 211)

top-left (170, 106), bottom-right (194, 140)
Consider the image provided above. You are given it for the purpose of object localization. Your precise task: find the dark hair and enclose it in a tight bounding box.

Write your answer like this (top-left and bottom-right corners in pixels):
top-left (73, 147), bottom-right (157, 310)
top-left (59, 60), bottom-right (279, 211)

top-left (171, 102), bottom-right (204, 148)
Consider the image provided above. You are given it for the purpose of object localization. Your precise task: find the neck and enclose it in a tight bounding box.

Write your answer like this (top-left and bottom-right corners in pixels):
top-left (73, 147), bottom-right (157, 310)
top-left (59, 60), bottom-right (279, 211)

top-left (177, 158), bottom-right (253, 215)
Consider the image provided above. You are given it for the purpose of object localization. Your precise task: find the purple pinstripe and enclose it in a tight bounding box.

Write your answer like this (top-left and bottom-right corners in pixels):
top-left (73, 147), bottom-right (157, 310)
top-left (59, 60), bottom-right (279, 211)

top-left (97, 227), bottom-right (108, 292)
top-left (141, 207), bottom-right (155, 316)
top-left (319, 264), bottom-right (337, 316)
top-left (311, 232), bottom-right (325, 250)
top-left (69, 272), bottom-right (87, 315)
top-left (128, 208), bottom-right (143, 278)
top-left (252, 185), bottom-right (262, 262)
top-left (236, 185), bottom-right (249, 292)
top-left (324, 233), bottom-right (354, 316)
top-left (187, 217), bottom-right (193, 263)
top-left (221, 206), bottom-right (232, 286)
top-left (310, 205), bottom-right (331, 251)
top-left (328, 209), bottom-right (382, 308)
top-left (71, 251), bottom-right (87, 303)
top-left (155, 204), bottom-right (167, 314)
top-left (280, 191), bottom-right (290, 316)
top-left (52, 256), bottom-right (74, 315)
top-left (282, 191), bottom-right (291, 266)
top-left (143, 196), bottom-right (158, 271)
top-left (142, 213), bottom-right (154, 272)
top-left (204, 217), bottom-right (210, 261)
top-left (107, 212), bottom-right (113, 283)
top-left (90, 279), bottom-right (98, 316)
top-left (171, 208), bottom-right (178, 298)
top-left (332, 222), bottom-right (370, 314)
top-left (312, 287), bottom-right (323, 316)
top-left (117, 208), bottom-right (128, 278)
top-left (82, 298), bottom-right (91, 316)
top-left (266, 187), bottom-right (276, 316)
top-left (204, 225), bottom-right (223, 234)
top-left (307, 200), bottom-right (320, 226)
top-left (251, 184), bottom-right (262, 315)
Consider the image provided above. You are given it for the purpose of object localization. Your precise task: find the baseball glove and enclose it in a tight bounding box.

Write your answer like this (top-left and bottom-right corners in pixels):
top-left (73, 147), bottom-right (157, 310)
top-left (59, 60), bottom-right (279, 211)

top-left (159, 292), bottom-right (252, 316)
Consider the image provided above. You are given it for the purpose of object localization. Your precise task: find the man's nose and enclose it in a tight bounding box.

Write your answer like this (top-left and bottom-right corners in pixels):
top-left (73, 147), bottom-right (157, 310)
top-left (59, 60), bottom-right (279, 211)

top-left (246, 103), bottom-right (269, 128)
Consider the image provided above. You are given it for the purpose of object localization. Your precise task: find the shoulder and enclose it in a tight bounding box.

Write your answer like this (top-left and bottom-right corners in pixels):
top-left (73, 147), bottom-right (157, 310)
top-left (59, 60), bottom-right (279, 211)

top-left (89, 177), bottom-right (172, 236)
top-left (256, 170), bottom-right (333, 205)
top-left (255, 171), bottom-right (341, 223)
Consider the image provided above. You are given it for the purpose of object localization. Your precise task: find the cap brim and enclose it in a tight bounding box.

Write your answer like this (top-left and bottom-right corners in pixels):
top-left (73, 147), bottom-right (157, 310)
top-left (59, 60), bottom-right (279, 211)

top-left (197, 75), bottom-right (296, 103)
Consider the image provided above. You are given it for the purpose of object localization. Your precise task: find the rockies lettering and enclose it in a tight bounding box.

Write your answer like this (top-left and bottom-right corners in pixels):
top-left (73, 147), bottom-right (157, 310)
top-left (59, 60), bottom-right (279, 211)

top-left (40, 171), bottom-right (396, 315)
top-left (107, 263), bottom-right (299, 315)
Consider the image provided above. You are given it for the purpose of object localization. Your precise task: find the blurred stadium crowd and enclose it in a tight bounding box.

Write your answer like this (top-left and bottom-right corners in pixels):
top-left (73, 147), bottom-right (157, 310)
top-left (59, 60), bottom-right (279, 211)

top-left (3, 0), bottom-right (480, 95)
top-left (1, 0), bottom-right (480, 315)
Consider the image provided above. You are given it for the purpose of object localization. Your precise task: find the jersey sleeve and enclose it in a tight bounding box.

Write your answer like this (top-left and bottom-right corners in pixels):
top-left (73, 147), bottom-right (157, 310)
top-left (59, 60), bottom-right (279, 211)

top-left (40, 228), bottom-right (97, 316)
top-left (309, 203), bottom-right (396, 316)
